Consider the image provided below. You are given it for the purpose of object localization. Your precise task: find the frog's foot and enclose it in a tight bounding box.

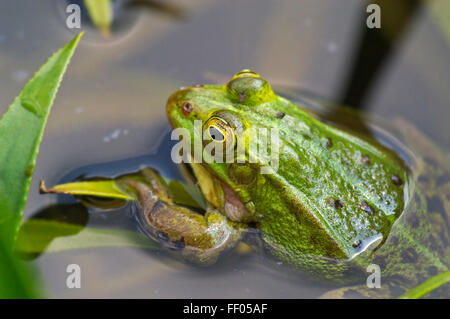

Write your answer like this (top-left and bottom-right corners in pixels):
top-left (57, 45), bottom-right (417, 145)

top-left (319, 285), bottom-right (396, 299)
top-left (122, 171), bottom-right (245, 266)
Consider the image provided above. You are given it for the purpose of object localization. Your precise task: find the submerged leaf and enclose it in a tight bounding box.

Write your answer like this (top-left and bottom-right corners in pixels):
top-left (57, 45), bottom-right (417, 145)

top-left (0, 234), bottom-right (42, 298)
top-left (398, 270), bottom-right (450, 299)
top-left (0, 32), bottom-right (83, 246)
top-left (16, 219), bottom-right (159, 255)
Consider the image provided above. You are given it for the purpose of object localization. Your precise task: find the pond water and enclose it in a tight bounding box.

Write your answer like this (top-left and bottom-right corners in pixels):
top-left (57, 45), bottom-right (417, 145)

top-left (0, 0), bottom-right (448, 298)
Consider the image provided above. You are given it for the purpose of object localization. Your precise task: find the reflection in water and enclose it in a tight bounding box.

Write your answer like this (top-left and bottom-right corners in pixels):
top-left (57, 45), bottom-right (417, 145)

top-left (128, 0), bottom-right (187, 20)
top-left (324, 0), bottom-right (421, 136)
top-left (338, 0), bottom-right (421, 109)
top-left (65, 0), bottom-right (186, 37)
top-left (17, 203), bottom-right (89, 260)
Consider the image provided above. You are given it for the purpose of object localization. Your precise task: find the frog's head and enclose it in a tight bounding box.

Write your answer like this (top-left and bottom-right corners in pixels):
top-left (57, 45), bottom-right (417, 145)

top-left (166, 70), bottom-right (278, 222)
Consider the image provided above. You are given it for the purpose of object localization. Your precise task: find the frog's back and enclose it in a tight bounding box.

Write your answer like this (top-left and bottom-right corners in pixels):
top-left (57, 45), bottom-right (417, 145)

top-left (254, 95), bottom-right (408, 262)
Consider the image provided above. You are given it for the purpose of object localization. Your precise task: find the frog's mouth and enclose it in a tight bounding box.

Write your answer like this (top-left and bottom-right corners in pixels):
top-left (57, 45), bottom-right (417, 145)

top-left (182, 156), bottom-right (252, 222)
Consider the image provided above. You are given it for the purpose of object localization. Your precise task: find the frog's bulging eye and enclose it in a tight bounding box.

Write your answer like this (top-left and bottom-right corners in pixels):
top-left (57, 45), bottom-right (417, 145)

top-left (204, 117), bottom-right (236, 150)
top-left (225, 70), bottom-right (275, 106)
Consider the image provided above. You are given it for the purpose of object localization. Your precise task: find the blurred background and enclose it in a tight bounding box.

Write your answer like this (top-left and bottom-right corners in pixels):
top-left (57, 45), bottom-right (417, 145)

top-left (0, 0), bottom-right (448, 298)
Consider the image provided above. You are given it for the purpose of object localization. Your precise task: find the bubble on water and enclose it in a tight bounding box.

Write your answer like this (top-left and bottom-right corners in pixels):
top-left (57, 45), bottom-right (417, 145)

top-left (102, 129), bottom-right (128, 143)
top-left (111, 129), bottom-right (121, 139)
top-left (326, 42), bottom-right (338, 53)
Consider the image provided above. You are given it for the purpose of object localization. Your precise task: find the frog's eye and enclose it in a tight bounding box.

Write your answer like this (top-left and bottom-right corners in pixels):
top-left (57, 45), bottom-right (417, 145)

top-left (203, 117), bottom-right (236, 150)
top-left (225, 69), bottom-right (275, 106)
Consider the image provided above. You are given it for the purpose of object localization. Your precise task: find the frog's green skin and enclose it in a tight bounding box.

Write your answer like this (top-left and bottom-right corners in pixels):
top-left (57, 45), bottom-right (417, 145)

top-left (128, 70), bottom-right (449, 298)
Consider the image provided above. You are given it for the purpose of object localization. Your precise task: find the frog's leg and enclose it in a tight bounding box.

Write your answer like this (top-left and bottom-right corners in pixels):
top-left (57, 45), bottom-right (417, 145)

top-left (123, 168), bottom-right (246, 266)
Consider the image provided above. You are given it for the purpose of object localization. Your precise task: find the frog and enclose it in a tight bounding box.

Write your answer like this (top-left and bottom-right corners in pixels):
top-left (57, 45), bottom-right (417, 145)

top-left (44, 70), bottom-right (450, 298)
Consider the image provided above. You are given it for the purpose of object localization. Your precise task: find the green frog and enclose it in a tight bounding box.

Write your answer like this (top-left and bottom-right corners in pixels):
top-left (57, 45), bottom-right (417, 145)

top-left (45, 70), bottom-right (450, 298)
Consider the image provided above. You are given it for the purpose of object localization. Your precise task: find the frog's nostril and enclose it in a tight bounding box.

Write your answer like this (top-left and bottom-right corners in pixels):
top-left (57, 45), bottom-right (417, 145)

top-left (181, 102), bottom-right (193, 116)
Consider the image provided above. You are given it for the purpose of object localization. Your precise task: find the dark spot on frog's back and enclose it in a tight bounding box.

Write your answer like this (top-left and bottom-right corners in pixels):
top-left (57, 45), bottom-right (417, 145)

top-left (360, 201), bottom-right (374, 215)
top-left (335, 199), bottom-right (344, 208)
top-left (361, 155), bottom-right (371, 166)
top-left (401, 247), bottom-right (418, 263)
top-left (322, 137), bottom-right (333, 149)
top-left (327, 198), bottom-right (344, 208)
top-left (275, 111), bottom-right (285, 119)
top-left (302, 134), bottom-right (311, 140)
top-left (352, 240), bottom-right (362, 249)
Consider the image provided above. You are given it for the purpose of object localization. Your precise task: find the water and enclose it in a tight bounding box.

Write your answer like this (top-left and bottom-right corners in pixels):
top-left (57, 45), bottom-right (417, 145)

top-left (0, 0), bottom-right (448, 298)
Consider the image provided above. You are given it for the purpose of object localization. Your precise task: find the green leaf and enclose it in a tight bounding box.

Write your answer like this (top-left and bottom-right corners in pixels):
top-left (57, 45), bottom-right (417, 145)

top-left (0, 32), bottom-right (83, 246)
top-left (398, 270), bottom-right (450, 299)
top-left (15, 219), bottom-right (159, 255)
top-left (0, 233), bottom-right (42, 298)
top-left (39, 179), bottom-right (136, 201)
top-left (41, 177), bottom-right (205, 210)
top-left (168, 180), bottom-right (206, 210)
top-left (0, 34), bottom-right (83, 298)
top-left (84, 0), bottom-right (113, 37)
